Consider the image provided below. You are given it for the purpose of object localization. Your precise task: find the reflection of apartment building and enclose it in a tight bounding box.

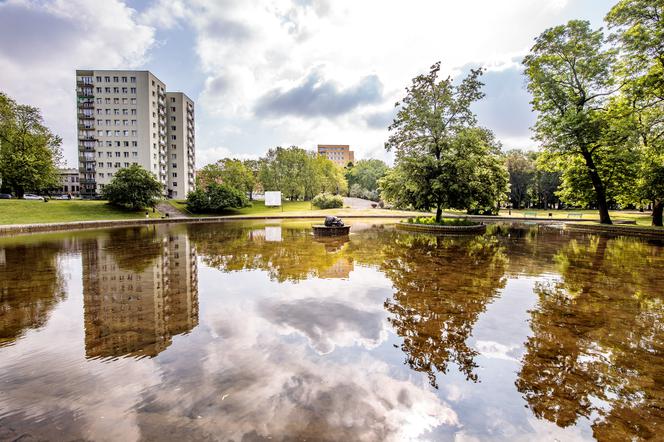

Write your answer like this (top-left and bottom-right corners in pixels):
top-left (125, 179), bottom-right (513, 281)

top-left (317, 144), bottom-right (354, 166)
top-left (319, 257), bottom-right (354, 279)
top-left (82, 231), bottom-right (198, 358)
top-left (75, 70), bottom-right (195, 199)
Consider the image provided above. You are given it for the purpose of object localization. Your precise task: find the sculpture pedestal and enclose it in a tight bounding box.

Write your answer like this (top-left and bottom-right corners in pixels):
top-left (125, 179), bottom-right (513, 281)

top-left (312, 225), bottom-right (351, 236)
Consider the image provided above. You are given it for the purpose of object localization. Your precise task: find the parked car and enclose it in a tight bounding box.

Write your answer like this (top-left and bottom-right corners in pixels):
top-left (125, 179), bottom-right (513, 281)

top-left (53, 194), bottom-right (70, 200)
top-left (0, 193), bottom-right (12, 199)
top-left (23, 194), bottom-right (44, 200)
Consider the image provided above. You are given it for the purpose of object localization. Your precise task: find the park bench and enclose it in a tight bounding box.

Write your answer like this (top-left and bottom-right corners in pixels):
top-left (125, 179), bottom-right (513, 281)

top-left (567, 213), bottom-right (583, 219)
top-left (523, 211), bottom-right (538, 217)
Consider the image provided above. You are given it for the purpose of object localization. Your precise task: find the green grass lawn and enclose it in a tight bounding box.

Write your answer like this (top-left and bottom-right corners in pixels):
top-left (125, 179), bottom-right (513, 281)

top-left (500, 208), bottom-right (654, 226)
top-left (0, 200), bottom-right (161, 225)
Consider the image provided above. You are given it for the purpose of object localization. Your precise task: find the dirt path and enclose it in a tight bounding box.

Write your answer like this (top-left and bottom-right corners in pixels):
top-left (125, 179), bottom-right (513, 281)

top-left (157, 202), bottom-right (188, 218)
top-left (343, 197), bottom-right (377, 209)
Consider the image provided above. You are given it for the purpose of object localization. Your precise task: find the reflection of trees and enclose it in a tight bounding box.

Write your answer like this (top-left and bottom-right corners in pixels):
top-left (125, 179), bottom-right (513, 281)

top-left (190, 225), bottom-right (350, 282)
top-left (0, 243), bottom-right (66, 347)
top-left (381, 233), bottom-right (508, 387)
top-left (516, 236), bottom-right (664, 440)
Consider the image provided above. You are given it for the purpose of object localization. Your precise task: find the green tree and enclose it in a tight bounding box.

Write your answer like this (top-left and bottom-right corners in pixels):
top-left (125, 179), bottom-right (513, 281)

top-left (0, 92), bottom-right (62, 198)
top-left (504, 149), bottom-right (535, 209)
top-left (186, 182), bottom-right (249, 213)
top-left (101, 164), bottom-right (163, 210)
top-left (258, 146), bottom-right (346, 200)
top-left (606, 0), bottom-right (664, 225)
top-left (523, 20), bottom-right (624, 224)
top-left (345, 159), bottom-right (389, 194)
top-left (384, 62), bottom-right (507, 221)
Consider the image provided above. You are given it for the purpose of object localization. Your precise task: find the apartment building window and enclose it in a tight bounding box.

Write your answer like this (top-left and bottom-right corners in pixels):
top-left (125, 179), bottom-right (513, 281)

top-left (97, 119), bottom-right (103, 125)
top-left (115, 130), bottom-right (121, 136)
top-left (122, 87), bottom-right (128, 93)
top-left (172, 172), bottom-right (177, 177)
top-left (105, 87), bottom-right (111, 93)
top-left (124, 162), bottom-right (129, 167)
top-left (113, 98), bottom-right (119, 104)
top-left (115, 141), bottom-right (121, 147)
top-left (96, 87), bottom-right (102, 93)
top-left (170, 116), bottom-right (176, 121)
top-left (107, 152), bottom-right (112, 158)
top-left (152, 101), bottom-right (155, 107)
top-left (131, 109), bottom-right (136, 115)
top-left (131, 120), bottom-right (137, 125)
top-left (132, 152), bottom-right (138, 157)
top-left (96, 76), bottom-right (102, 82)
top-left (114, 162), bottom-right (120, 168)
top-left (133, 162), bottom-right (138, 165)
top-left (171, 107), bottom-right (176, 112)
top-left (152, 91), bottom-right (155, 97)
top-left (171, 144), bottom-right (176, 149)
top-left (107, 162), bottom-right (112, 168)
top-left (97, 152), bottom-right (103, 158)
top-left (99, 173), bottom-right (104, 178)
top-left (122, 141), bottom-right (128, 147)
top-left (131, 130), bottom-right (137, 136)
top-left (170, 97), bottom-right (175, 102)
top-left (123, 120), bottom-right (128, 126)
top-left (171, 135), bottom-right (176, 140)
top-left (105, 98), bottom-right (111, 104)
top-left (96, 109), bottom-right (102, 114)
top-left (153, 153), bottom-right (157, 160)
top-left (122, 98), bottom-right (127, 104)
top-left (105, 130), bottom-right (111, 136)
top-left (171, 125), bottom-right (176, 130)
top-left (115, 152), bottom-right (121, 157)
top-left (113, 76), bottom-right (119, 82)
top-left (151, 80), bottom-right (155, 86)
top-left (171, 154), bottom-right (176, 159)
top-left (123, 130), bottom-right (129, 136)
top-left (106, 141), bottom-right (112, 147)
top-left (130, 76), bottom-right (136, 83)
top-left (104, 76), bottom-right (110, 82)
top-left (122, 77), bottom-right (127, 83)
top-left (132, 141), bottom-right (138, 147)
top-left (105, 119), bottom-right (111, 125)
top-left (114, 120), bottom-right (120, 125)
top-left (130, 87), bottom-right (136, 94)
top-left (123, 152), bottom-right (129, 158)
top-left (96, 98), bottom-right (102, 104)
top-left (113, 87), bottom-right (119, 93)
top-left (172, 163), bottom-right (177, 168)
top-left (114, 109), bottom-right (120, 115)
top-left (172, 182), bottom-right (177, 186)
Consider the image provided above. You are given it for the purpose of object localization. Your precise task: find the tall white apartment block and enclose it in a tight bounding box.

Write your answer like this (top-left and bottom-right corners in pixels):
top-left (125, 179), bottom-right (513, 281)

top-left (76, 70), bottom-right (195, 199)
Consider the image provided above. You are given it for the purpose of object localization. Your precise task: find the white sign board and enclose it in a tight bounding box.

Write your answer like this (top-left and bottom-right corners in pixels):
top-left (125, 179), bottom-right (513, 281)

top-left (265, 191), bottom-right (282, 207)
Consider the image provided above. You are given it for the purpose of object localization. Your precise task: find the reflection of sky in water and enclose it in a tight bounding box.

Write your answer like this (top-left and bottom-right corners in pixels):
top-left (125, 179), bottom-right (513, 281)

top-left (1, 221), bottom-right (662, 441)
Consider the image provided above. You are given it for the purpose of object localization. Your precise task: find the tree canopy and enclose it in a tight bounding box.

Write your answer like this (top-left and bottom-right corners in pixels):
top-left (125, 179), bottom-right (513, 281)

top-left (101, 164), bottom-right (163, 210)
top-left (0, 92), bottom-right (62, 198)
top-left (382, 62), bottom-right (508, 219)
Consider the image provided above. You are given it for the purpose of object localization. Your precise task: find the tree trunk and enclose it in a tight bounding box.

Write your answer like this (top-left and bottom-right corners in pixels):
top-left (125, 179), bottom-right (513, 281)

top-left (653, 199), bottom-right (663, 227)
top-left (435, 205), bottom-right (442, 223)
top-left (580, 149), bottom-right (612, 225)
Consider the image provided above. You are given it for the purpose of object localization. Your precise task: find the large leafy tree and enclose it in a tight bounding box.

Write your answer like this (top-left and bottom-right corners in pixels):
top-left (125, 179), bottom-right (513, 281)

top-left (606, 0), bottom-right (664, 225)
top-left (101, 164), bottom-right (163, 210)
top-left (0, 92), bottom-right (62, 197)
top-left (504, 149), bottom-right (535, 209)
top-left (523, 21), bottom-right (624, 224)
top-left (384, 62), bottom-right (507, 220)
top-left (258, 146), bottom-right (346, 200)
top-left (345, 159), bottom-right (389, 193)
top-left (197, 159), bottom-right (256, 200)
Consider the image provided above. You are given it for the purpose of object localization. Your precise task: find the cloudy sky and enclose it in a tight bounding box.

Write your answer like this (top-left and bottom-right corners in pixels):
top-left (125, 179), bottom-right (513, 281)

top-left (0, 0), bottom-right (612, 167)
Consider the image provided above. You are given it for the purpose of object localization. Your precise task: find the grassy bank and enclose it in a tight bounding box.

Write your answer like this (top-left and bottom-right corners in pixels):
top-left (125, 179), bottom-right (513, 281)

top-left (0, 200), bottom-right (161, 225)
top-left (168, 199), bottom-right (424, 218)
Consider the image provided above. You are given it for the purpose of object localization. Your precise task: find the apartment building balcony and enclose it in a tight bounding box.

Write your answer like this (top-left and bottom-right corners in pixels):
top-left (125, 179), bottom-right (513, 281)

top-left (77, 89), bottom-right (94, 98)
top-left (79, 102), bottom-right (95, 109)
top-left (78, 113), bottom-right (95, 119)
top-left (79, 178), bottom-right (96, 185)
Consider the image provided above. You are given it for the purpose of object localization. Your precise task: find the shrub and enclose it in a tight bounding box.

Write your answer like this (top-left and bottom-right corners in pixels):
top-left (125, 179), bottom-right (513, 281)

top-left (102, 164), bottom-right (163, 210)
top-left (312, 192), bottom-right (343, 209)
top-left (186, 183), bottom-right (249, 213)
top-left (405, 216), bottom-right (478, 226)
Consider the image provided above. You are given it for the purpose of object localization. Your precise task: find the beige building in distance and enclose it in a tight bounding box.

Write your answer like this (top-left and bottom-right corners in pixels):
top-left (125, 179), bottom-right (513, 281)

top-left (76, 70), bottom-right (195, 199)
top-left (57, 168), bottom-right (80, 196)
top-left (317, 144), bottom-right (354, 167)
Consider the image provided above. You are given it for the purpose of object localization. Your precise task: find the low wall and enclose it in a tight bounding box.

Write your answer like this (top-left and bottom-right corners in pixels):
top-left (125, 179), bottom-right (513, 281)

top-left (396, 222), bottom-right (487, 234)
top-left (565, 223), bottom-right (664, 240)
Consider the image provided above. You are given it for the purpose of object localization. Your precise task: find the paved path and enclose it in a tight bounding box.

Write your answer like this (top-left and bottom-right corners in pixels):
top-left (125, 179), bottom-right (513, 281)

top-left (156, 202), bottom-right (188, 218)
top-left (343, 197), bottom-right (377, 209)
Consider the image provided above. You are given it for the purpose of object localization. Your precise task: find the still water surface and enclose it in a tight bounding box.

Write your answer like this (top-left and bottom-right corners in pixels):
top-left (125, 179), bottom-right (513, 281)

top-left (0, 220), bottom-right (663, 441)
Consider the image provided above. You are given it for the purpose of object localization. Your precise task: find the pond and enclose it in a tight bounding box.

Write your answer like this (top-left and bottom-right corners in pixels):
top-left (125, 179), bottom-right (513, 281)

top-left (0, 219), bottom-right (663, 441)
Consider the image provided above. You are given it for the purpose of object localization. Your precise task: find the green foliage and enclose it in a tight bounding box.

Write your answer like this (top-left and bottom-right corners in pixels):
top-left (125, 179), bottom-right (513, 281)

top-left (0, 92), bottom-right (62, 197)
top-left (349, 183), bottom-right (379, 201)
top-left (196, 158), bottom-right (256, 199)
top-left (311, 192), bottom-right (343, 209)
top-left (101, 164), bottom-right (163, 210)
top-left (258, 146), bottom-right (347, 200)
top-left (405, 216), bottom-right (477, 226)
top-left (186, 183), bottom-right (249, 213)
top-left (523, 20), bottom-right (628, 224)
top-left (345, 159), bottom-right (389, 194)
top-left (382, 62), bottom-right (508, 221)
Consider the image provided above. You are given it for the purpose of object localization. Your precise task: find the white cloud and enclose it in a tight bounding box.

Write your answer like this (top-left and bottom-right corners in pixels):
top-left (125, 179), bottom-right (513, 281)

top-left (0, 0), bottom-right (156, 166)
